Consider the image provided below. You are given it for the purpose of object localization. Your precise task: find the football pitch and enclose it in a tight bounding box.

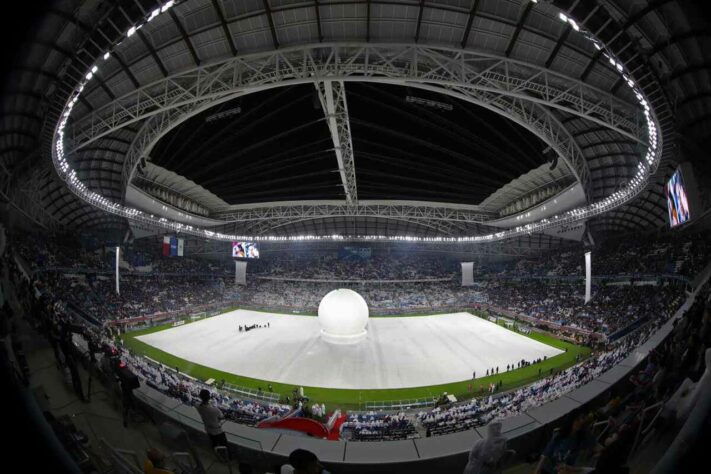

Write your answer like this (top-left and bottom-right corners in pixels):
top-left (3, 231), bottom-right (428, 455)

top-left (123, 309), bottom-right (590, 409)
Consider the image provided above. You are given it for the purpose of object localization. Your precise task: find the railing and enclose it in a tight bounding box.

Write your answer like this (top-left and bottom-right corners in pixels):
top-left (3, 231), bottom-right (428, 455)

top-left (607, 316), bottom-right (650, 342)
top-left (234, 301), bottom-right (486, 317)
top-left (255, 276), bottom-right (454, 284)
top-left (363, 397), bottom-right (438, 411)
top-left (479, 303), bottom-right (606, 340)
top-left (631, 401), bottom-right (665, 456)
top-left (65, 301), bottom-right (103, 327)
top-left (113, 300), bottom-right (240, 328)
top-left (483, 273), bottom-right (691, 283)
top-left (222, 383), bottom-right (280, 404)
top-left (31, 265), bottom-right (231, 278)
top-left (99, 438), bottom-right (142, 474)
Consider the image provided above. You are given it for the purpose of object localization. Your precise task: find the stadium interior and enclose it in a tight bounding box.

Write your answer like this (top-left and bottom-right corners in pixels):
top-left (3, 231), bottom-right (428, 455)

top-left (2, 1), bottom-right (711, 473)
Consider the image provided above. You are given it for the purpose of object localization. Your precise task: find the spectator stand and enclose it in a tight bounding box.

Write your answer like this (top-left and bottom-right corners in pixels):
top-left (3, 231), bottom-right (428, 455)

top-left (9, 230), bottom-right (711, 473)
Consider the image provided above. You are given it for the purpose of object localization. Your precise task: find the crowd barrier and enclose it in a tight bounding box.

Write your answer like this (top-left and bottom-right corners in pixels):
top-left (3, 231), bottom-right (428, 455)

top-left (222, 383), bottom-right (281, 404)
top-left (255, 276), bottom-right (454, 284)
top-left (233, 302), bottom-right (485, 317)
top-left (108, 300), bottom-right (240, 328)
top-left (30, 265), bottom-right (230, 278)
top-left (473, 303), bottom-right (606, 341)
top-left (363, 397), bottom-right (438, 411)
top-left (483, 273), bottom-right (691, 283)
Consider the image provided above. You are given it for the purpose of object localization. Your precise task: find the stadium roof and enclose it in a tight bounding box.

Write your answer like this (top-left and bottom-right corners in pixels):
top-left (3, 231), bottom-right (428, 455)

top-left (149, 82), bottom-right (552, 206)
top-left (2, 0), bottom-right (710, 242)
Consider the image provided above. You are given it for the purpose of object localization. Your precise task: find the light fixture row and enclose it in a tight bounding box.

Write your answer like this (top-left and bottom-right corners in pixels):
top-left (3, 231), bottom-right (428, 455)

top-left (51, 1), bottom-right (661, 243)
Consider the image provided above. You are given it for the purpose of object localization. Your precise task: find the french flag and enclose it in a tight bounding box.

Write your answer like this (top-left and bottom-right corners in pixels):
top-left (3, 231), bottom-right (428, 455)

top-left (170, 236), bottom-right (178, 256)
top-left (162, 236), bottom-right (171, 256)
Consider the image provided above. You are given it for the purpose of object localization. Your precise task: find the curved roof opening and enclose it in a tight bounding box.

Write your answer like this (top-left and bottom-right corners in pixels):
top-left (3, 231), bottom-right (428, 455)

top-left (149, 82), bottom-right (553, 206)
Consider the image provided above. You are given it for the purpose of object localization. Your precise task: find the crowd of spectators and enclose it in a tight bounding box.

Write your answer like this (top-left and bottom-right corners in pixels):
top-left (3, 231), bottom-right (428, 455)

top-left (341, 412), bottom-right (418, 441)
top-left (307, 273), bottom-right (702, 442)
top-left (5, 227), bottom-right (711, 450)
top-left (33, 272), bottom-right (233, 321)
top-left (12, 230), bottom-right (696, 337)
top-left (250, 253), bottom-right (457, 280)
top-left (16, 232), bottom-right (106, 271)
top-left (485, 280), bottom-right (684, 335)
top-left (239, 279), bottom-right (481, 313)
top-left (593, 233), bottom-right (709, 277)
top-left (527, 282), bottom-right (711, 473)
top-left (8, 259), bottom-right (292, 430)
top-left (121, 351), bottom-right (290, 426)
top-left (239, 278), bottom-right (685, 335)
top-left (491, 232), bottom-right (710, 278)
top-left (14, 231), bottom-right (230, 275)
top-left (15, 230), bottom-right (709, 282)
top-left (414, 282), bottom-right (698, 439)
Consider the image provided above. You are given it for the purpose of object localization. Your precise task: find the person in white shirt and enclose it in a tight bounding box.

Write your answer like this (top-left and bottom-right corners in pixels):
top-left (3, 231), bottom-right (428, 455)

top-left (463, 422), bottom-right (513, 474)
top-left (196, 389), bottom-right (227, 448)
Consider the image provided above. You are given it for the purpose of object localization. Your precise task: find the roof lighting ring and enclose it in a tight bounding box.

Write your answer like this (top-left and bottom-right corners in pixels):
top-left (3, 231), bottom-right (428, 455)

top-left (50, 1), bottom-right (661, 243)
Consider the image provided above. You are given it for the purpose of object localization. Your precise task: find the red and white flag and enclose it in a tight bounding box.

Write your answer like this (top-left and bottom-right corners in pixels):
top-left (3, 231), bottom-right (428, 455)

top-left (162, 236), bottom-right (170, 256)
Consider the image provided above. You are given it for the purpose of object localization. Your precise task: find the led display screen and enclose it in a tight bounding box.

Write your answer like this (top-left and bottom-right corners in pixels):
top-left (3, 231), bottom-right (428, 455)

top-left (232, 242), bottom-right (260, 259)
top-left (665, 168), bottom-right (691, 228)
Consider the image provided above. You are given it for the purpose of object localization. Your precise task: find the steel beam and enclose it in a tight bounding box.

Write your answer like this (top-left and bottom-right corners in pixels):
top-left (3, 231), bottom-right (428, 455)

top-left (52, 44), bottom-right (658, 243)
top-left (115, 45), bottom-right (598, 202)
top-left (315, 80), bottom-right (358, 205)
top-left (65, 44), bottom-right (642, 154)
top-left (214, 202), bottom-right (492, 225)
top-left (4, 167), bottom-right (63, 230)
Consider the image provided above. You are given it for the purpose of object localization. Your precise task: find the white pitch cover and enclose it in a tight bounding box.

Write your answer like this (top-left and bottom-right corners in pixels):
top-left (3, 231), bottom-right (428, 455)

top-left (585, 251), bottom-right (592, 303)
top-left (235, 260), bottom-right (247, 286)
top-left (461, 262), bottom-right (474, 286)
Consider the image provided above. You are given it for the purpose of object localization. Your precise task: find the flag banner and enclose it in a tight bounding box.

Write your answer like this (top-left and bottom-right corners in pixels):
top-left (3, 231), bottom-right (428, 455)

top-left (177, 238), bottom-right (184, 257)
top-left (170, 236), bottom-right (178, 257)
top-left (461, 262), bottom-right (474, 286)
top-left (235, 260), bottom-right (247, 285)
top-left (162, 236), bottom-right (170, 256)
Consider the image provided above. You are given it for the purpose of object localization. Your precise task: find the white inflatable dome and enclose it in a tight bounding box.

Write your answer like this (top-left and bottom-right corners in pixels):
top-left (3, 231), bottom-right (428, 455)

top-left (318, 289), bottom-right (369, 344)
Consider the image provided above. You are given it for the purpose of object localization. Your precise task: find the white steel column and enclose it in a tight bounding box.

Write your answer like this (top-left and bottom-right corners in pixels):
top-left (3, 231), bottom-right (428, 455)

top-left (115, 246), bottom-right (120, 295)
top-left (585, 251), bottom-right (592, 303)
top-left (316, 80), bottom-right (358, 205)
top-left (235, 260), bottom-right (247, 285)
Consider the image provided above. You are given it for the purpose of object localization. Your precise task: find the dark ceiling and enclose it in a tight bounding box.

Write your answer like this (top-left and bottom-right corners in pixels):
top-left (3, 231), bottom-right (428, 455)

top-left (150, 85), bottom-right (340, 203)
top-left (150, 82), bottom-right (550, 206)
